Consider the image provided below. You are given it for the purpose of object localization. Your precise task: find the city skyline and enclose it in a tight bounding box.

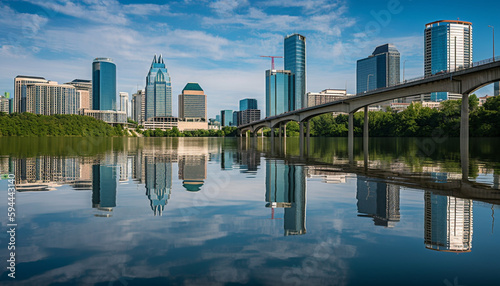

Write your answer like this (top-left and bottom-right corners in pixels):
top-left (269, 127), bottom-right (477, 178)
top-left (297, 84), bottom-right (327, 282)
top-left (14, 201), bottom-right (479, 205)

top-left (1, 0), bottom-right (499, 118)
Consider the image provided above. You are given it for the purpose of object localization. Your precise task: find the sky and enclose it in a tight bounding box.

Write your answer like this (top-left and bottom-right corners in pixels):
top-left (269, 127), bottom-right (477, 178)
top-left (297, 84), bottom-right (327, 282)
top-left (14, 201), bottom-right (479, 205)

top-left (0, 0), bottom-right (499, 118)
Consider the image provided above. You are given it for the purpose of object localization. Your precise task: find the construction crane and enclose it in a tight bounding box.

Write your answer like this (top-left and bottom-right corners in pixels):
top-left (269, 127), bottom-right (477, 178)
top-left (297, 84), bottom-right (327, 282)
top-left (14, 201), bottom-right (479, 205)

top-left (260, 55), bottom-right (283, 70)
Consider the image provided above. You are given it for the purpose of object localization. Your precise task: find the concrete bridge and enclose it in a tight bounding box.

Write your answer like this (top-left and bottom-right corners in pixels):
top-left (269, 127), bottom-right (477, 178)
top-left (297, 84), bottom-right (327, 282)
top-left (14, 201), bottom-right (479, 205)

top-left (238, 58), bottom-right (500, 158)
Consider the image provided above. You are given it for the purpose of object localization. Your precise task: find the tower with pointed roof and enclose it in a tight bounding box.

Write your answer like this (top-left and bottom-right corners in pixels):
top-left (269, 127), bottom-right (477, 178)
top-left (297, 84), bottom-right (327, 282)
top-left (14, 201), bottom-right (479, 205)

top-left (145, 54), bottom-right (172, 120)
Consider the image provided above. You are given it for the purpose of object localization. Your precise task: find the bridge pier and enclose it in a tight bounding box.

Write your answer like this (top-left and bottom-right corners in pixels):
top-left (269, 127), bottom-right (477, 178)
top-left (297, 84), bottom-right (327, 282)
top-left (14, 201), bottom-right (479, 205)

top-left (364, 106), bottom-right (369, 168)
top-left (283, 124), bottom-right (287, 138)
top-left (299, 121), bottom-right (304, 157)
top-left (461, 93), bottom-right (469, 182)
top-left (306, 121), bottom-right (310, 154)
top-left (348, 112), bottom-right (354, 164)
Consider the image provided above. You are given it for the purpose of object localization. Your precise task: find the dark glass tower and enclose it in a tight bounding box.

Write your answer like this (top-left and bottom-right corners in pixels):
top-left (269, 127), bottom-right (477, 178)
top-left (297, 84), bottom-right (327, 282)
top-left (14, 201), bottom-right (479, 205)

top-left (92, 58), bottom-right (116, 110)
top-left (145, 54), bottom-right (172, 120)
top-left (284, 34), bottom-right (306, 109)
top-left (356, 44), bottom-right (400, 94)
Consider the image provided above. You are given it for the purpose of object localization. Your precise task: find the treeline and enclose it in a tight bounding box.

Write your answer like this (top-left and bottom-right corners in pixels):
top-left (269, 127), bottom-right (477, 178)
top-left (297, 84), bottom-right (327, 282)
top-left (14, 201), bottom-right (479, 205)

top-left (0, 113), bottom-right (127, 136)
top-left (281, 94), bottom-right (500, 137)
top-left (141, 127), bottom-right (238, 137)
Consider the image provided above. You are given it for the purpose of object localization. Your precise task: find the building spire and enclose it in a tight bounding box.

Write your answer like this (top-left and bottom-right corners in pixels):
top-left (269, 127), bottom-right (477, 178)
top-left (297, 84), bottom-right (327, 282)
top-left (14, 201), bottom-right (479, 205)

top-left (153, 54), bottom-right (157, 64)
top-left (158, 54), bottom-right (163, 64)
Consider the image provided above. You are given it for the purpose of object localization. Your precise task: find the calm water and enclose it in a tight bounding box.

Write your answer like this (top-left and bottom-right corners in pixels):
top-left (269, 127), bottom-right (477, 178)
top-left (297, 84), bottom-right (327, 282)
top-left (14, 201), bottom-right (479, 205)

top-left (0, 137), bottom-right (499, 286)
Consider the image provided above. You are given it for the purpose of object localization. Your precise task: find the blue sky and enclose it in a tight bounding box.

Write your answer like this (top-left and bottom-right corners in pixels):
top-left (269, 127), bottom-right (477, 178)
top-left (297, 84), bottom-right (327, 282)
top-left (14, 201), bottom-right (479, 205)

top-left (0, 0), bottom-right (499, 117)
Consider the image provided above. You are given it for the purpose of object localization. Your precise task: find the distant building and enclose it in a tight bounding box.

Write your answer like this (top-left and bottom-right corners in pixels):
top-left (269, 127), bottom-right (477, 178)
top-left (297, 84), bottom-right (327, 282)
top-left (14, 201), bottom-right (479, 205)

top-left (357, 43), bottom-right (400, 94)
top-left (495, 82), bottom-right (499, 96)
top-left (131, 90), bottom-right (145, 124)
top-left (145, 54), bottom-right (172, 120)
top-left (92, 58), bottom-right (116, 110)
top-left (80, 109), bottom-right (126, 124)
top-left (220, 110), bottom-right (233, 127)
top-left (478, 95), bottom-right (494, 106)
top-left (0, 95), bottom-right (11, 113)
top-left (266, 70), bottom-right (294, 117)
top-left (425, 20), bottom-right (473, 101)
top-left (66, 79), bottom-right (92, 110)
top-left (14, 76), bottom-right (48, 113)
top-left (424, 192), bottom-right (473, 252)
top-left (307, 89), bottom-right (349, 107)
top-left (119, 92), bottom-right (128, 116)
top-left (179, 83), bottom-right (207, 121)
top-left (215, 115), bottom-right (221, 123)
top-left (240, 98), bottom-right (258, 111)
top-left (239, 109), bottom-right (261, 125)
top-left (284, 33), bottom-right (306, 109)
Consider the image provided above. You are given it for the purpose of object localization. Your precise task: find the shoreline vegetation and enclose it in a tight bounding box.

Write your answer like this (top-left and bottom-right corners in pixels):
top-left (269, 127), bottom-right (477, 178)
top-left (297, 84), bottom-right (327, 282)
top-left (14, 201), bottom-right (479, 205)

top-left (1, 94), bottom-right (499, 138)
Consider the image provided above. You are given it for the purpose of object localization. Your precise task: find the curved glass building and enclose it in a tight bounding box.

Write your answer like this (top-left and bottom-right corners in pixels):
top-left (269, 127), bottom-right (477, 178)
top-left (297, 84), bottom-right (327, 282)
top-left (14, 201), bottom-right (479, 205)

top-left (284, 34), bottom-right (306, 110)
top-left (92, 58), bottom-right (116, 111)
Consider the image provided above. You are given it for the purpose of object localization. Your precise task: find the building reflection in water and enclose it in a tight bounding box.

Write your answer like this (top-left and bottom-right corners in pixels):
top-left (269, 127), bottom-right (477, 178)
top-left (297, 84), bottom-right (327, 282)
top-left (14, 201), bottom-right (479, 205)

top-left (424, 192), bottom-right (473, 252)
top-left (178, 139), bottom-right (208, 192)
top-left (144, 156), bottom-right (172, 216)
top-left (92, 165), bottom-right (117, 217)
top-left (265, 160), bottom-right (307, 236)
top-left (356, 176), bottom-right (401, 227)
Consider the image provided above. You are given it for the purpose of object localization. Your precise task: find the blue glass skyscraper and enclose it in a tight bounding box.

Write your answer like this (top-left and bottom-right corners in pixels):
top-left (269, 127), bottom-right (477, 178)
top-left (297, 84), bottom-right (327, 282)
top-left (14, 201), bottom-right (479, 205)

top-left (145, 54), bottom-right (172, 120)
top-left (239, 98), bottom-right (258, 111)
top-left (92, 58), bottom-right (116, 110)
top-left (356, 44), bottom-right (400, 94)
top-left (266, 70), bottom-right (294, 117)
top-left (424, 20), bottom-right (473, 101)
top-left (284, 34), bottom-right (306, 109)
top-left (220, 110), bottom-right (233, 126)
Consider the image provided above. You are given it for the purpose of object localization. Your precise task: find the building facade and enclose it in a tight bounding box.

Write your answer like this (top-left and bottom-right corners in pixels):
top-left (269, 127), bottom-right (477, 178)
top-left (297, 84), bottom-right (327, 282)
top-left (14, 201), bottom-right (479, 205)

top-left (356, 43), bottom-right (400, 94)
top-left (424, 20), bottom-right (473, 101)
top-left (178, 83), bottom-right (207, 121)
top-left (92, 58), bottom-right (116, 110)
top-left (14, 76), bottom-right (48, 113)
top-left (131, 90), bottom-right (145, 124)
top-left (239, 98), bottom-right (258, 111)
top-left (307, 89), bottom-right (350, 107)
top-left (80, 109), bottom-right (127, 124)
top-left (25, 81), bottom-right (79, 115)
top-left (220, 110), bottom-right (233, 127)
top-left (233, 111), bottom-right (240, 126)
top-left (495, 82), bottom-right (499, 97)
top-left (145, 54), bottom-right (172, 120)
top-left (284, 33), bottom-right (306, 109)
top-left (66, 79), bottom-right (92, 110)
top-left (119, 92), bottom-right (129, 117)
top-left (266, 70), bottom-right (294, 117)
top-left (239, 109), bottom-right (261, 125)
top-left (0, 93), bottom-right (11, 114)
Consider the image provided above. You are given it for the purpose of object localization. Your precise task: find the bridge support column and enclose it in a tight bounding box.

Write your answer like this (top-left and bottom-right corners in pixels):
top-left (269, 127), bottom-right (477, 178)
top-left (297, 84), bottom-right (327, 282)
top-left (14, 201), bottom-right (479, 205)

top-left (306, 121), bottom-right (310, 153)
top-left (348, 112), bottom-right (354, 164)
top-left (283, 124), bottom-right (287, 138)
top-left (279, 123), bottom-right (282, 139)
top-left (461, 93), bottom-right (469, 182)
top-left (299, 121), bottom-right (304, 157)
top-left (363, 106), bottom-right (369, 168)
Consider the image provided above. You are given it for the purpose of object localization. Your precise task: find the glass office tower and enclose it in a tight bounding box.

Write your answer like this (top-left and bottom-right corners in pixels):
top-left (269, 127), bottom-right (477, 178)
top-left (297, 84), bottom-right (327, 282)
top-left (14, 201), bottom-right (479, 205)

top-left (284, 34), bottom-right (306, 109)
top-left (239, 98), bottom-right (258, 111)
top-left (145, 54), bottom-right (172, 120)
top-left (220, 110), bottom-right (233, 127)
top-left (356, 43), bottom-right (400, 94)
top-left (92, 58), bottom-right (116, 110)
top-left (424, 20), bottom-right (473, 101)
top-left (266, 70), bottom-right (294, 117)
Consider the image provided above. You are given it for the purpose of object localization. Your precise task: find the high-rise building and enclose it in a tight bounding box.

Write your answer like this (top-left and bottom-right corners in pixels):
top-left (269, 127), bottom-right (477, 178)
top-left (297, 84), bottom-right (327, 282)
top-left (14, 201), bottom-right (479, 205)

top-left (240, 98), bottom-right (258, 111)
top-left (356, 43), bottom-right (400, 94)
top-left (178, 83), bottom-right (207, 121)
top-left (232, 111), bottom-right (240, 126)
top-left (424, 192), bottom-right (473, 252)
top-left (266, 70), bottom-right (294, 117)
top-left (66, 79), bottom-right (92, 110)
top-left (131, 90), bottom-right (145, 124)
top-left (284, 33), bottom-right (306, 109)
top-left (92, 58), bottom-right (116, 110)
top-left (24, 81), bottom-right (79, 115)
top-left (356, 176), bottom-right (401, 227)
top-left (425, 20), bottom-right (473, 101)
top-left (119, 92), bottom-right (128, 116)
top-left (220, 110), bottom-right (233, 127)
top-left (239, 109), bottom-right (261, 125)
top-left (495, 82), bottom-right (499, 96)
top-left (14, 76), bottom-right (48, 113)
top-left (145, 54), bottom-right (172, 120)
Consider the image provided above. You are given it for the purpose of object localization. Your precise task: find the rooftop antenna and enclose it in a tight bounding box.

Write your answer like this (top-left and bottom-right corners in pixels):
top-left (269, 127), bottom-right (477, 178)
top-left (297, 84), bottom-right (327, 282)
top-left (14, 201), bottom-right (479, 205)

top-left (260, 55), bottom-right (283, 70)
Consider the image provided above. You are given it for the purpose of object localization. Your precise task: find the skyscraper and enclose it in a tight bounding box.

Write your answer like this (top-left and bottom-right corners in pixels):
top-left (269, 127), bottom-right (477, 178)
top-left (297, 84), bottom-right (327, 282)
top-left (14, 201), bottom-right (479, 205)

top-left (145, 54), bottom-right (172, 120)
top-left (266, 70), bottom-right (294, 117)
top-left (239, 98), bottom-right (258, 111)
top-left (179, 83), bottom-right (207, 121)
top-left (24, 81), bottom-right (79, 115)
top-left (425, 20), bottom-right (473, 101)
top-left (14, 76), bottom-right (48, 113)
top-left (131, 90), bottom-right (145, 124)
top-left (119, 92), bottom-right (129, 116)
top-left (284, 33), bottom-right (306, 109)
top-left (239, 98), bottom-right (260, 125)
top-left (92, 58), bottom-right (116, 110)
top-left (220, 110), bottom-right (233, 127)
top-left (356, 43), bottom-right (400, 94)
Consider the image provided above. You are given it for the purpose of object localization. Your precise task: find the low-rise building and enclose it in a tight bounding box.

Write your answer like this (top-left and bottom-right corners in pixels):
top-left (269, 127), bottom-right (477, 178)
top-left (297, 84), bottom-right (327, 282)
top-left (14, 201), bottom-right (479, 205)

top-left (307, 89), bottom-right (350, 107)
top-left (80, 109), bottom-right (127, 124)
